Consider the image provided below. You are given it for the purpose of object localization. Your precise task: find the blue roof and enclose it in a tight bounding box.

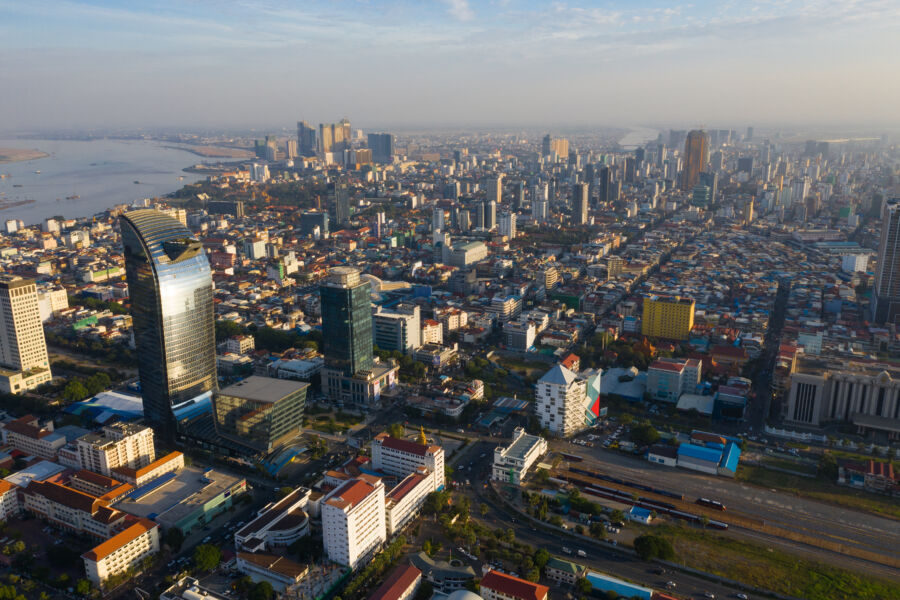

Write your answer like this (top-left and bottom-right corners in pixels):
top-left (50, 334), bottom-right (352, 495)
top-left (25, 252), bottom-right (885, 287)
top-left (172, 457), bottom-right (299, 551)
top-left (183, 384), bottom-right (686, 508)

top-left (585, 572), bottom-right (652, 600)
top-left (719, 441), bottom-right (741, 473)
top-left (629, 506), bottom-right (652, 518)
top-left (677, 443), bottom-right (722, 463)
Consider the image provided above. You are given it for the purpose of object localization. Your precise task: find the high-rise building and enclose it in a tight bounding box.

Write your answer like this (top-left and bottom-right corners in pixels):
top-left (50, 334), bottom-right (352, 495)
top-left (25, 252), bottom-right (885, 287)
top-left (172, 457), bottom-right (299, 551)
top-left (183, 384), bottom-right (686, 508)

top-left (74, 422), bottom-right (155, 477)
top-left (872, 199), bottom-right (900, 324)
top-left (373, 304), bottom-right (421, 355)
top-left (120, 210), bottom-right (217, 435)
top-left (541, 134), bottom-right (551, 156)
top-left (319, 119), bottom-right (351, 155)
top-left (300, 211), bottom-right (329, 238)
top-left (514, 181), bottom-right (526, 211)
top-left (320, 267), bottom-right (373, 377)
top-left (484, 201), bottom-right (497, 230)
top-left (432, 207), bottom-right (445, 232)
top-left (371, 433), bottom-right (445, 491)
top-left (598, 166), bottom-right (610, 203)
top-left (680, 130), bottom-right (709, 191)
top-left (535, 364), bottom-right (602, 437)
top-left (698, 171), bottom-right (718, 205)
top-left (487, 175), bottom-right (503, 205)
top-left (284, 139), bottom-right (297, 160)
top-left (532, 199), bottom-right (548, 223)
top-left (572, 183), bottom-right (588, 225)
top-left (641, 295), bottom-right (695, 340)
top-left (332, 177), bottom-right (351, 226)
top-left (550, 138), bottom-right (569, 159)
top-left (499, 211), bottom-right (516, 239)
top-left (297, 121), bottom-right (317, 156)
top-left (368, 133), bottom-right (395, 164)
top-left (0, 276), bottom-right (52, 394)
top-left (322, 476), bottom-right (386, 568)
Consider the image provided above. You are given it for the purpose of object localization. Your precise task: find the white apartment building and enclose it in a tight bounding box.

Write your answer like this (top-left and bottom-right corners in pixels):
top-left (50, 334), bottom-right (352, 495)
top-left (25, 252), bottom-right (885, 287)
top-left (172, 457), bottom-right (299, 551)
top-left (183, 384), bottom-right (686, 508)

top-left (647, 358), bottom-right (702, 402)
top-left (82, 519), bottom-right (160, 587)
top-left (0, 276), bottom-right (52, 394)
top-left (0, 481), bottom-right (19, 521)
top-left (421, 319), bottom-right (443, 345)
top-left (22, 480), bottom-right (126, 539)
top-left (226, 335), bottom-right (255, 355)
top-left (445, 241), bottom-right (488, 267)
top-left (0, 415), bottom-right (66, 460)
top-left (371, 433), bottom-right (445, 491)
top-left (492, 428), bottom-right (547, 486)
top-left (322, 476), bottom-right (386, 569)
top-left (36, 287), bottom-right (69, 322)
top-left (75, 422), bottom-right (155, 477)
top-left (385, 466), bottom-right (436, 536)
top-left (535, 365), bottom-right (601, 437)
top-left (373, 304), bottom-right (421, 354)
top-left (487, 296), bottom-right (523, 323)
top-left (499, 211), bottom-right (516, 239)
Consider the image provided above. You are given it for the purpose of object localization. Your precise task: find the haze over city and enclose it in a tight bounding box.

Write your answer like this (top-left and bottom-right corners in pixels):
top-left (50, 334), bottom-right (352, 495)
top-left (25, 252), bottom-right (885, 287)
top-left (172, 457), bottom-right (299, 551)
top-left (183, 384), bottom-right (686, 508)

top-left (4, 0), bottom-right (900, 131)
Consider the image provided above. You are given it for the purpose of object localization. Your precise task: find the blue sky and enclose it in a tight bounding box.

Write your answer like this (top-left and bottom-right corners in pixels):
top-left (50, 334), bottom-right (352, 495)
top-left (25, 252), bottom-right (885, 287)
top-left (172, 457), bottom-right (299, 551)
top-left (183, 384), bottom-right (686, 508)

top-left (2, 0), bottom-right (899, 130)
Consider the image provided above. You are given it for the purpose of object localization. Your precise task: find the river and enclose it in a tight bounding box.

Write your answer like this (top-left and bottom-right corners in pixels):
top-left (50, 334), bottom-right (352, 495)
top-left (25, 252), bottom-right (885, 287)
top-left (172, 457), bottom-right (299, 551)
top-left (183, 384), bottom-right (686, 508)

top-left (618, 126), bottom-right (660, 149)
top-left (0, 138), bottom-right (214, 226)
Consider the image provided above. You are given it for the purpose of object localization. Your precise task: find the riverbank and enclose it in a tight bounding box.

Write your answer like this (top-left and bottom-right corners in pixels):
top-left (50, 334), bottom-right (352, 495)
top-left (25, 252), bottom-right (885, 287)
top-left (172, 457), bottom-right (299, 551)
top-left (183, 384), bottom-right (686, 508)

top-left (0, 148), bottom-right (49, 164)
top-left (162, 144), bottom-right (254, 159)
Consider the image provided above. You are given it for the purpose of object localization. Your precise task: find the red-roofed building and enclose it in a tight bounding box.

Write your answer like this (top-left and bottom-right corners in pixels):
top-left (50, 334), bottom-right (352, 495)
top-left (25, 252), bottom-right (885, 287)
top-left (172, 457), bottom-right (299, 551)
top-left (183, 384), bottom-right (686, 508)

top-left (369, 564), bottom-right (422, 600)
top-left (322, 477), bottom-right (386, 568)
top-left (372, 433), bottom-right (445, 491)
top-left (560, 353), bottom-right (580, 373)
top-left (385, 467), bottom-right (434, 535)
top-left (480, 570), bottom-right (549, 600)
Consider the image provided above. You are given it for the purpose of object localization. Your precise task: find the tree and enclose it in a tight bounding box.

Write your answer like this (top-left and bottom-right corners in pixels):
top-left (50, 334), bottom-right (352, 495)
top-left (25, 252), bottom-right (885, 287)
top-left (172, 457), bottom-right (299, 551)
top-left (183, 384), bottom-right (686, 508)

top-left (630, 422), bottom-right (660, 447)
top-left (818, 452), bottom-right (838, 481)
top-left (248, 582), bottom-right (274, 600)
top-left (590, 522), bottom-right (607, 540)
top-left (193, 544), bottom-right (222, 571)
top-left (479, 503), bottom-right (489, 517)
top-left (533, 548), bottom-right (550, 569)
top-left (633, 534), bottom-right (675, 561)
top-left (610, 510), bottom-right (625, 524)
top-left (387, 423), bottom-right (405, 439)
top-left (525, 568), bottom-right (540, 582)
top-left (164, 527), bottom-right (184, 552)
top-left (277, 487), bottom-right (294, 499)
top-left (75, 580), bottom-right (92, 596)
top-left (63, 380), bottom-right (89, 403)
top-left (575, 578), bottom-right (593, 596)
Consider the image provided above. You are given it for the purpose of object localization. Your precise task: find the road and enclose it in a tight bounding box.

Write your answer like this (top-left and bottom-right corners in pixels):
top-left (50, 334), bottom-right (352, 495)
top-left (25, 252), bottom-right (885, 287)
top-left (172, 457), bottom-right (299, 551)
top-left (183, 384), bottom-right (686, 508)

top-left (553, 439), bottom-right (900, 577)
top-left (451, 438), bottom-right (765, 600)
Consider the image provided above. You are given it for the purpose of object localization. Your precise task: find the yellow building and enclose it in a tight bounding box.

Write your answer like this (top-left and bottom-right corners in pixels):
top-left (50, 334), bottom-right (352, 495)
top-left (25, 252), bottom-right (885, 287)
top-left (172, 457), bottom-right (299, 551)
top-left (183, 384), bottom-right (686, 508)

top-left (642, 295), bottom-right (695, 340)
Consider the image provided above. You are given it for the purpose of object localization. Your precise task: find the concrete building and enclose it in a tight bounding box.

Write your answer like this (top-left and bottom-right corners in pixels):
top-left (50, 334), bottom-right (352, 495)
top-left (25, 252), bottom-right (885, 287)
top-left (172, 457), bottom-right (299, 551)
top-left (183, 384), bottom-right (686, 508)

top-left (385, 467), bottom-right (436, 535)
top-left (322, 476), bottom-right (386, 569)
top-left (421, 319), bottom-right (443, 345)
top-left (82, 519), bottom-right (160, 587)
top-left (492, 427), bottom-right (547, 485)
top-left (535, 365), bottom-right (602, 437)
top-left (0, 276), bottom-right (52, 393)
top-left (226, 335), bottom-right (255, 355)
top-left (22, 480), bottom-right (127, 539)
top-left (235, 487), bottom-right (311, 552)
top-left (111, 451), bottom-right (185, 487)
top-left (499, 211), bottom-right (516, 239)
top-left (236, 553), bottom-right (309, 593)
top-left (373, 304), bottom-right (422, 354)
top-left (786, 355), bottom-right (900, 440)
top-left (480, 571), bottom-right (548, 600)
top-left (646, 358), bottom-right (701, 402)
top-left (75, 422), bottom-right (155, 477)
top-left (371, 433), bottom-right (445, 491)
top-left (0, 415), bottom-right (66, 460)
top-left (641, 295), bottom-right (695, 341)
top-left (369, 564), bottom-right (422, 600)
top-left (872, 199), bottom-right (900, 324)
top-left (544, 557), bottom-right (585, 586)
top-left (446, 242), bottom-right (488, 267)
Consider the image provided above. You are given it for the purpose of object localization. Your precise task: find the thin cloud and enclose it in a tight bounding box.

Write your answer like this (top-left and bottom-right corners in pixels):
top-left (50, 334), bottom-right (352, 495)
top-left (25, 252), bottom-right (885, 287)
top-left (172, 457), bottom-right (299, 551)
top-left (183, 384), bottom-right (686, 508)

top-left (442, 0), bottom-right (474, 21)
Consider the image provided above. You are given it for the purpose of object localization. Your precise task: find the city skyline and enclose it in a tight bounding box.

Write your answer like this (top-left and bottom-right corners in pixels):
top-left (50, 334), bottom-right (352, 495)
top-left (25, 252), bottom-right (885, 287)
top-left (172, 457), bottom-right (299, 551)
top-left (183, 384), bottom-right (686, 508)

top-left (3, 0), bottom-right (900, 131)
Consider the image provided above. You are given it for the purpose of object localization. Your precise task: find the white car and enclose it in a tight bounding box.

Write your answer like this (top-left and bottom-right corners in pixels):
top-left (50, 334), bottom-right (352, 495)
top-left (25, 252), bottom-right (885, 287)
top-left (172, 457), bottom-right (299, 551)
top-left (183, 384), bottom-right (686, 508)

top-left (562, 547), bottom-right (572, 554)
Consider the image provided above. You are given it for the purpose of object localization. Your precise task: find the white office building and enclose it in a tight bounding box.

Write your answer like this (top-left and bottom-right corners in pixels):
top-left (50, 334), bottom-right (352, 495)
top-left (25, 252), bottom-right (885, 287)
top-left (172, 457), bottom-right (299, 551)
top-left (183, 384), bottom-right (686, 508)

top-left (492, 427), bottom-right (547, 485)
top-left (322, 476), bottom-right (386, 569)
top-left (535, 364), bottom-right (602, 437)
top-left (371, 433), bottom-right (445, 491)
top-left (373, 304), bottom-right (422, 355)
top-left (0, 276), bottom-right (52, 394)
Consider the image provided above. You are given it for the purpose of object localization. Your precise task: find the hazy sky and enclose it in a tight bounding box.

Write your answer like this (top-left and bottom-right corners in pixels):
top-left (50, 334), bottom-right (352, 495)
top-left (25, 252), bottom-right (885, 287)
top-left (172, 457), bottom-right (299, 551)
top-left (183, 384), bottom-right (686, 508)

top-left (3, 0), bottom-right (900, 131)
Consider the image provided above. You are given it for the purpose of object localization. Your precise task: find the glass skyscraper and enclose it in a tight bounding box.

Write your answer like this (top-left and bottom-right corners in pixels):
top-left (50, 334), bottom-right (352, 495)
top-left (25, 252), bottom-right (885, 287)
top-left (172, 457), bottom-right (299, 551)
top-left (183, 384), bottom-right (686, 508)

top-left (120, 209), bottom-right (217, 435)
top-left (320, 267), bottom-right (373, 377)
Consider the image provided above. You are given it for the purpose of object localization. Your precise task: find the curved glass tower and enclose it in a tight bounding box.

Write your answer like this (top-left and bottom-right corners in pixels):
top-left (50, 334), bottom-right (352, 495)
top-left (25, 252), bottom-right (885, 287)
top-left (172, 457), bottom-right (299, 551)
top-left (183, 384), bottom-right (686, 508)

top-left (120, 210), bottom-right (217, 435)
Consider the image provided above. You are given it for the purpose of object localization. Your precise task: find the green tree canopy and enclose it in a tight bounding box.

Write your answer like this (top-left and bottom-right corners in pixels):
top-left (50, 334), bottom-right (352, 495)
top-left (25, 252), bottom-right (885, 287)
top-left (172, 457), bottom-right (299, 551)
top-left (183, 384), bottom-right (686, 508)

top-left (633, 534), bottom-right (675, 561)
top-left (193, 544), bottom-right (222, 571)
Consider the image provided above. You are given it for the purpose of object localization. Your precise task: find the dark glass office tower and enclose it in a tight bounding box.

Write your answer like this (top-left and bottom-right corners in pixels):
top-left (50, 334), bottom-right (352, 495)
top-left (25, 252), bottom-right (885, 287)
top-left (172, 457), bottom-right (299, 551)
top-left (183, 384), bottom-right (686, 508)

top-left (120, 209), bottom-right (217, 436)
top-left (320, 267), bottom-right (373, 376)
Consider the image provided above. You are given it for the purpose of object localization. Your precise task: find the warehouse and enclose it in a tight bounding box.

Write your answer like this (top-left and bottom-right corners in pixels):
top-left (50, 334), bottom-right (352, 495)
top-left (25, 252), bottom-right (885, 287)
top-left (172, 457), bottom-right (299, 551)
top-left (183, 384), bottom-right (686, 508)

top-left (676, 443), bottom-right (721, 475)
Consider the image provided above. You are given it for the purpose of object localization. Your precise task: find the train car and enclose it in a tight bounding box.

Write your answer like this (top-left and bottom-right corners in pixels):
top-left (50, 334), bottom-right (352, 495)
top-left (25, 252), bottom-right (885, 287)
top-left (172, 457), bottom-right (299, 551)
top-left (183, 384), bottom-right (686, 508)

top-left (696, 497), bottom-right (727, 511)
top-left (561, 453), bottom-right (584, 463)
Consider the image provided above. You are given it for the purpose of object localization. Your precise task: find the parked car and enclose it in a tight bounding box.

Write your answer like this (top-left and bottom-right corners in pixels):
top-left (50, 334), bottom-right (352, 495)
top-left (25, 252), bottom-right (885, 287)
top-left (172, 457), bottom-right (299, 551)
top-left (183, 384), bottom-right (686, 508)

top-left (562, 547), bottom-right (572, 554)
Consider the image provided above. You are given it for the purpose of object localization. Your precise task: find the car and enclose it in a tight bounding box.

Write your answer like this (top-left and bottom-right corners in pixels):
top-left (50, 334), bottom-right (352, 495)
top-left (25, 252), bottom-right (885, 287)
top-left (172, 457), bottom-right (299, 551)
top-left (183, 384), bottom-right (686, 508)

top-left (666, 581), bottom-right (676, 589)
top-left (735, 595), bottom-right (749, 600)
top-left (562, 547), bottom-right (572, 554)
top-left (703, 593), bottom-right (716, 599)
top-left (576, 550), bottom-right (587, 558)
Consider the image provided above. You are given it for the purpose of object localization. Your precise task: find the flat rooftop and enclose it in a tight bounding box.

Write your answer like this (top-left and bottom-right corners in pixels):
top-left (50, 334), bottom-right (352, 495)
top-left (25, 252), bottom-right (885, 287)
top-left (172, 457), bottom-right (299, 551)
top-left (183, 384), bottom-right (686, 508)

top-left (114, 466), bottom-right (242, 526)
top-left (795, 354), bottom-right (900, 377)
top-left (500, 432), bottom-right (543, 461)
top-left (219, 376), bottom-right (308, 403)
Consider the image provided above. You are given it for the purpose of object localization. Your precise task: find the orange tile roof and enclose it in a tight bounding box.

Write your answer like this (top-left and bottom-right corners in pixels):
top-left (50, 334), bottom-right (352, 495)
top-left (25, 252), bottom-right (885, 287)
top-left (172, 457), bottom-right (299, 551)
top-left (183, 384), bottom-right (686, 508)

top-left (326, 478), bottom-right (377, 510)
top-left (112, 451), bottom-right (182, 479)
top-left (480, 571), bottom-right (548, 600)
top-left (82, 518), bottom-right (157, 562)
